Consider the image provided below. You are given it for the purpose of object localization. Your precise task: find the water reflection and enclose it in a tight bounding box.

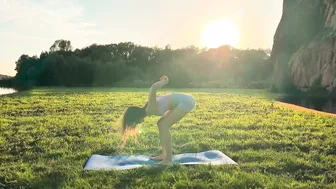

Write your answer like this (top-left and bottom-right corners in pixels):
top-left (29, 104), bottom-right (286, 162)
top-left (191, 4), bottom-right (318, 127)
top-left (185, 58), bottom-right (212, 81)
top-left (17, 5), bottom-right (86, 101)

top-left (279, 97), bottom-right (336, 114)
top-left (0, 88), bottom-right (17, 95)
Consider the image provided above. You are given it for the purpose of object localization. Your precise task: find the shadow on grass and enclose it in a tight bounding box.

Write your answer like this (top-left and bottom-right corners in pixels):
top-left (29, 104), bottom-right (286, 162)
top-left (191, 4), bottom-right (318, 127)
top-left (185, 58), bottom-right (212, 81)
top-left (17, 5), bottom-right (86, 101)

top-left (114, 165), bottom-right (172, 188)
top-left (80, 164), bottom-right (175, 188)
top-left (28, 170), bottom-right (68, 189)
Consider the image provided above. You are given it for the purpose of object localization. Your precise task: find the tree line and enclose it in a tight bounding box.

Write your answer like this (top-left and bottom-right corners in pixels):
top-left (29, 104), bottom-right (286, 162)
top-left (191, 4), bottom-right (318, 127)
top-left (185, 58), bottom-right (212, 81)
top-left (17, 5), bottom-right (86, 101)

top-left (1, 39), bottom-right (273, 90)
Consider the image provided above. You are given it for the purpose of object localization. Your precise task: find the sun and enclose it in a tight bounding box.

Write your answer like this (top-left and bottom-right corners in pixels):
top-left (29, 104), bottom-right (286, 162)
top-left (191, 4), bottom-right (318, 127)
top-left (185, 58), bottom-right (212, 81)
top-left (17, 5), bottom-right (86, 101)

top-left (202, 20), bottom-right (239, 48)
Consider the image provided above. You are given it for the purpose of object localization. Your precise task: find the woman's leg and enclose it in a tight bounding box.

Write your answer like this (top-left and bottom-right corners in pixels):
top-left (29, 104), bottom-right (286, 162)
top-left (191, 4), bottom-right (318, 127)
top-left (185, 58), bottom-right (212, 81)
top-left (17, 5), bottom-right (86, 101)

top-left (155, 107), bottom-right (188, 164)
top-left (150, 111), bottom-right (170, 160)
top-left (151, 94), bottom-right (196, 163)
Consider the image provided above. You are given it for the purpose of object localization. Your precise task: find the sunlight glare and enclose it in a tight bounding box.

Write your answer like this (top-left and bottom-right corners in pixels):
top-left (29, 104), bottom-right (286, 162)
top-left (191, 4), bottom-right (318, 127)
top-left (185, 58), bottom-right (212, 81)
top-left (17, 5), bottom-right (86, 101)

top-left (202, 20), bottom-right (239, 48)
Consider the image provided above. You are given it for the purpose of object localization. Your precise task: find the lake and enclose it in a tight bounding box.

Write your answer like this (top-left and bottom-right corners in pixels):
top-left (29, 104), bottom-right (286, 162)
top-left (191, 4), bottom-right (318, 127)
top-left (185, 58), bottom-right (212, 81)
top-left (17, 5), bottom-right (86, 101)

top-left (279, 96), bottom-right (336, 114)
top-left (0, 88), bottom-right (17, 96)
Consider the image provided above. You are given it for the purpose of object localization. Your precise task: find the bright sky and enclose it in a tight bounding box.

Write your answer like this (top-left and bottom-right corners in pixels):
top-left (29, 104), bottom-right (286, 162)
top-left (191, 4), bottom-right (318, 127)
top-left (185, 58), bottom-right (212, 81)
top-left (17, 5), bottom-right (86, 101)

top-left (0, 0), bottom-right (282, 76)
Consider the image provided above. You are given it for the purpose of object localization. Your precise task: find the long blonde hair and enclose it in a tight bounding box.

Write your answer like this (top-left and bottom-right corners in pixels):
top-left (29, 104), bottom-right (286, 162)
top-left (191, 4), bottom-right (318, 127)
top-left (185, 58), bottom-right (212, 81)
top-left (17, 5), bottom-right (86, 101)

top-left (119, 103), bottom-right (147, 148)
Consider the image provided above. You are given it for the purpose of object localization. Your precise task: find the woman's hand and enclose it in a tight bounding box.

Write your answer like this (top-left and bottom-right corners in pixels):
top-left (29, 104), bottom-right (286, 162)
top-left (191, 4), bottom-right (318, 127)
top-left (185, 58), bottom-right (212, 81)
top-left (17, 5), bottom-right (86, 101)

top-left (159, 75), bottom-right (169, 85)
top-left (151, 75), bottom-right (169, 89)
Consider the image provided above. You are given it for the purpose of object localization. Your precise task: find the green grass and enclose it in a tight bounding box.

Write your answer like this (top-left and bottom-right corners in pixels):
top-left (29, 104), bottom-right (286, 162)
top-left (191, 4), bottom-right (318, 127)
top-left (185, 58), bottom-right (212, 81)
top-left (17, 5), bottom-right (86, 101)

top-left (1, 88), bottom-right (336, 189)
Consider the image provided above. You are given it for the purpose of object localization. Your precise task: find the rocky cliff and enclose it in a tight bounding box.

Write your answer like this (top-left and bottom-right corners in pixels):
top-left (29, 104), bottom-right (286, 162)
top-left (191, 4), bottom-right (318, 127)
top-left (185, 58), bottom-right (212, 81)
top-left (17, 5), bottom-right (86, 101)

top-left (271, 0), bottom-right (336, 92)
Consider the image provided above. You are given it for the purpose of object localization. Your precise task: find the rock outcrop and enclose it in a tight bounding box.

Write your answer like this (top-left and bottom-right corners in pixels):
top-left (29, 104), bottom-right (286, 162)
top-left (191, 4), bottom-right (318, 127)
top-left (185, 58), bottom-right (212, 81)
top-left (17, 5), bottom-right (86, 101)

top-left (271, 0), bottom-right (336, 92)
top-left (289, 38), bottom-right (336, 92)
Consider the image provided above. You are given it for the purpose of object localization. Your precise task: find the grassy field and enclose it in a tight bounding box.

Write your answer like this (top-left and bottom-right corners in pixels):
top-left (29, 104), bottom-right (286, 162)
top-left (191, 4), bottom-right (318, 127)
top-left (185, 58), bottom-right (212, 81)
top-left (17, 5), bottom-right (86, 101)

top-left (1, 88), bottom-right (336, 189)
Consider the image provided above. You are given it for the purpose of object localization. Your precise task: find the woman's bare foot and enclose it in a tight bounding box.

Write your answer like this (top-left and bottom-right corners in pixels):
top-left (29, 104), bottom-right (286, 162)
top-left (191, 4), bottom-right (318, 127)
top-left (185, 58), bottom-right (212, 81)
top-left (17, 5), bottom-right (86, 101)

top-left (150, 154), bottom-right (166, 161)
top-left (156, 159), bottom-right (173, 165)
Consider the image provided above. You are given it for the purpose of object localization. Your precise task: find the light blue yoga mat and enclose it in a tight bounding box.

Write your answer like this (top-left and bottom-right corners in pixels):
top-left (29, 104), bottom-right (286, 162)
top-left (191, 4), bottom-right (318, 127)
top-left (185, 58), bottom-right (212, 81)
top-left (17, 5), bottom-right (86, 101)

top-left (83, 150), bottom-right (237, 170)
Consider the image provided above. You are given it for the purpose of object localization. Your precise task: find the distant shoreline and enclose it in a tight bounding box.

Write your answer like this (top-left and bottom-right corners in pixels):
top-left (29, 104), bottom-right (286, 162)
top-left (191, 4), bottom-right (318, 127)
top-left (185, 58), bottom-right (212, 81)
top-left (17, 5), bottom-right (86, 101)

top-left (0, 74), bottom-right (12, 80)
top-left (275, 101), bottom-right (336, 117)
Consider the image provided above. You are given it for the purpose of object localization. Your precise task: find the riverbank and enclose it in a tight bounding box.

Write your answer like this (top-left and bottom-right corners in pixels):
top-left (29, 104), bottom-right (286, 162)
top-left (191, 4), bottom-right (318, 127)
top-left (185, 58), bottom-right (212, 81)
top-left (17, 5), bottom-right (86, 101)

top-left (275, 101), bottom-right (336, 117)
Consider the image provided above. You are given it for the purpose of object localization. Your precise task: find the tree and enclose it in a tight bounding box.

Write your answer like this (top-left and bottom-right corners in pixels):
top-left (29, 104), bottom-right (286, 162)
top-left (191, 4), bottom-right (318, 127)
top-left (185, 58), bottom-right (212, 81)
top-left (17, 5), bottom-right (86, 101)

top-left (11, 39), bottom-right (272, 89)
top-left (50, 39), bottom-right (73, 52)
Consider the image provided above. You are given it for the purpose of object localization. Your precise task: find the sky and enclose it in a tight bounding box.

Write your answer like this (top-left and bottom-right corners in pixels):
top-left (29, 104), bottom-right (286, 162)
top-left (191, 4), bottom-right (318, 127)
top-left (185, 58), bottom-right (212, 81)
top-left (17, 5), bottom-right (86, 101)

top-left (0, 0), bottom-right (283, 76)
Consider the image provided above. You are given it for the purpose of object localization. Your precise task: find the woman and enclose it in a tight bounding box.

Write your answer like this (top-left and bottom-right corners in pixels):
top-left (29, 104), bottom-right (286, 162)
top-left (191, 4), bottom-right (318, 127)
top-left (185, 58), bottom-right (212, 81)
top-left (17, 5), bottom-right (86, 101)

top-left (120, 75), bottom-right (196, 165)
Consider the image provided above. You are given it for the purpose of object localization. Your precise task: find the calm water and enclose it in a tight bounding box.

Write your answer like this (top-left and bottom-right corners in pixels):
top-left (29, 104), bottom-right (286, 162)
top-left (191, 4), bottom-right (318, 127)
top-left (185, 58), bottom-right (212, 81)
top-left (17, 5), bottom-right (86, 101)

top-left (279, 97), bottom-right (336, 114)
top-left (0, 88), bottom-right (17, 96)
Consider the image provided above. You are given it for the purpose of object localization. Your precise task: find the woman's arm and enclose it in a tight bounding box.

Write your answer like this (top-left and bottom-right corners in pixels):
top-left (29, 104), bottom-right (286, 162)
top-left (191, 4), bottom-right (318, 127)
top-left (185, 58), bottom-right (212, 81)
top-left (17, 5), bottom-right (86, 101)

top-left (146, 76), bottom-right (169, 114)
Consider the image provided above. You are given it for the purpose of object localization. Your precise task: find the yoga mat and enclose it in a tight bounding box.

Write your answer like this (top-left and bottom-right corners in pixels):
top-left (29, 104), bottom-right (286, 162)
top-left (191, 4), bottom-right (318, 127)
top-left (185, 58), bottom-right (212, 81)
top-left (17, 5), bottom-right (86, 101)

top-left (83, 150), bottom-right (237, 170)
